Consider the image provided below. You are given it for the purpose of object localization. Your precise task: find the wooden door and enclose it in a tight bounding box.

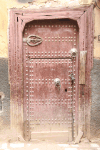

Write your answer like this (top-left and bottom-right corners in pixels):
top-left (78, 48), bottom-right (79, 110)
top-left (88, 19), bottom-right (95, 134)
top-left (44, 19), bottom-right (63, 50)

top-left (23, 19), bottom-right (78, 142)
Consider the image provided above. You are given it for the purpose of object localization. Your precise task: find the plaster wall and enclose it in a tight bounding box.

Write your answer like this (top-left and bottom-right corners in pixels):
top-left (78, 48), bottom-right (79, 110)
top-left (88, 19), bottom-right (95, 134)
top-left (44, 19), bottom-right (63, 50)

top-left (91, 59), bottom-right (100, 139)
top-left (94, 2), bottom-right (100, 58)
top-left (0, 0), bottom-right (100, 58)
top-left (0, 0), bottom-right (95, 58)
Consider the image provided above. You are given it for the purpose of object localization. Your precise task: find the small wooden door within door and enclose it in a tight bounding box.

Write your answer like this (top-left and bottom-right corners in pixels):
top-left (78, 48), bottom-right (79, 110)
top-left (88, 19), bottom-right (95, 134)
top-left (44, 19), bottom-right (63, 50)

top-left (23, 19), bottom-right (78, 142)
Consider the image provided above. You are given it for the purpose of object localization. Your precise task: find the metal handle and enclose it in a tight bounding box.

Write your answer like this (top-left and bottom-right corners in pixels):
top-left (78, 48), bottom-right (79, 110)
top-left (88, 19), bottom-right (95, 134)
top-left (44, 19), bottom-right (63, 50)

top-left (54, 78), bottom-right (61, 89)
top-left (23, 35), bottom-right (43, 47)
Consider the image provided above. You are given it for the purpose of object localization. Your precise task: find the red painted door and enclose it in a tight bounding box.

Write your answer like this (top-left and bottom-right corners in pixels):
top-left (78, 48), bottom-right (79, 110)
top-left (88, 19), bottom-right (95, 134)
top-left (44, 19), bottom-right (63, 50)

top-left (23, 19), bottom-right (78, 142)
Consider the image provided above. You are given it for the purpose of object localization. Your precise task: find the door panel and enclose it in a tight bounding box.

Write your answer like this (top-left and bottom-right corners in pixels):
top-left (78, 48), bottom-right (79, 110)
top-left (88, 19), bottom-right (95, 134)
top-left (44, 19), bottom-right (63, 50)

top-left (23, 19), bottom-right (78, 59)
top-left (23, 19), bottom-right (78, 142)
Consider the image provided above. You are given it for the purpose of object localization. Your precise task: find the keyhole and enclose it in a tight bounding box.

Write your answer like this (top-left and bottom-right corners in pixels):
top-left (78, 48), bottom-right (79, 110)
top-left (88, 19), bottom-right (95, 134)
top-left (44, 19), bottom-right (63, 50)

top-left (65, 89), bottom-right (67, 92)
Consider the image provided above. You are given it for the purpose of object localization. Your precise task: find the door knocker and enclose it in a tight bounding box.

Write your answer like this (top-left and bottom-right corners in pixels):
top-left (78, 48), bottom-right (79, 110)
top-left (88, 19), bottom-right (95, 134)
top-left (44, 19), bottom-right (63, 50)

top-left (54, 78), bottom-right (61, 90)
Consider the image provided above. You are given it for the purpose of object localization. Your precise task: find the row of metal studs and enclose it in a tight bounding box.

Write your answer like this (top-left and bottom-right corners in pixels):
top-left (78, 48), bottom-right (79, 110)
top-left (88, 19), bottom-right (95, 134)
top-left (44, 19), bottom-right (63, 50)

top-left (45, 36), bottom-right (76, 39)
top-left (28, 101), bottom-right (73, 104)
top-left (26, 96), bottom-right (72, 100)
top-left (27, 101), bottom-right (72, 104)
top-left (28, 58), bottom-right (72, 60)
top-left (26, 79), bottom-right (72, 82)
top-left (26, 102), bottom-right (73, 107)
top-left (28, 60), bottom-right (72, 63)
top-left (27, 78), bottom-right (69, 80)
top-left (30, 118), bottom-right (69, 121)
top-left (26, 79), bottom-right (69, 81)
top-left (28, 102), bottom-right (67, 105)
top-left (28, 99), bottom-right (72, 102)
top-left (26, 51), bottom-right (73, 54)
top-left (27, 55), bottom-right (72, 57)
top-left (72, 58), bottom-right (76, 137)
top-left (25, 25), bottom-right (76, 28)
top-left (44, 40), bottom-right (76, 42)
top-left (29, 118), bottom-right (73, 121)
top-left (30, 122), bottom-right (72, 125)
top-left (26, 63), bottom-right (72, 65)
top-left (26, 102), bottom-right (74, 107)
top-left (29, 117), bottom-right (73, 121)
top-left (26, 80), bottom-right (73, 82)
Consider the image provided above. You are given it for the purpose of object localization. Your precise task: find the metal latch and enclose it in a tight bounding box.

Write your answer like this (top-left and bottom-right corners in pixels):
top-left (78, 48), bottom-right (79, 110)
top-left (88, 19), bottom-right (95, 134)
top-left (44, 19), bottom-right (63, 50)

top-left (70, 73), bottom-right (75, 81)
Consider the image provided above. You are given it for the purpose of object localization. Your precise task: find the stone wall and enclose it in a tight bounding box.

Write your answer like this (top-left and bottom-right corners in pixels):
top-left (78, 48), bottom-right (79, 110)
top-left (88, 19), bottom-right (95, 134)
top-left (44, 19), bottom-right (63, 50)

top-left (0, 58), bottom-right (10, 141)
top-left (91, 59), bottom-right (100, 139)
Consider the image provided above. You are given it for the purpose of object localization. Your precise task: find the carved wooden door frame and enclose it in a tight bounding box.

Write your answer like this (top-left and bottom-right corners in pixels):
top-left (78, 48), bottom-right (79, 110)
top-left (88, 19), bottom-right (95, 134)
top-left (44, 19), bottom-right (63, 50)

top-left (9, 5), bottom-right (94, 141)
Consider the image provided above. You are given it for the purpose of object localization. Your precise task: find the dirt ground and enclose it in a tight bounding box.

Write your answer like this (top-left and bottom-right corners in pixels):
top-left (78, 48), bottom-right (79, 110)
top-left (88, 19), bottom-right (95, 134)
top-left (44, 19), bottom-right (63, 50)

top-left (0, 139), bottom-right (100, 150)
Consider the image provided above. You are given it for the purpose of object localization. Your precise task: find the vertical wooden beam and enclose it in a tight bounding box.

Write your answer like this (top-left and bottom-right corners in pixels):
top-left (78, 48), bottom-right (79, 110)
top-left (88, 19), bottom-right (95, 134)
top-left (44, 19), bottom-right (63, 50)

top-left (77, 5), bottom-right (94, 141)
top-left (79, 51), bottom-right (87, 84)
top-left (85, 5), bottom-right (94, 139)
